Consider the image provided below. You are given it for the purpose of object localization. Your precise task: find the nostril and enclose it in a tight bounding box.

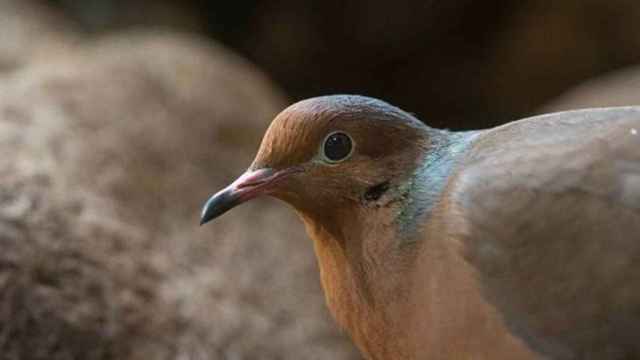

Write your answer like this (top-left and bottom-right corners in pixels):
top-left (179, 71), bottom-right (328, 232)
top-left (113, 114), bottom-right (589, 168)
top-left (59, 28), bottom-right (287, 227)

top-left (237, 177), bottom-right (268, 188)
top-left (234, 168), bottom-right (275, 189)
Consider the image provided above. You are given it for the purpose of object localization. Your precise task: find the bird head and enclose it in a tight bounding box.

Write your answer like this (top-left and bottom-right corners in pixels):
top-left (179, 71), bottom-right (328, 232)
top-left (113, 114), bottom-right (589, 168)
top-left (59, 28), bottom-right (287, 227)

top-left (200, 95), bottom-right (435, 239)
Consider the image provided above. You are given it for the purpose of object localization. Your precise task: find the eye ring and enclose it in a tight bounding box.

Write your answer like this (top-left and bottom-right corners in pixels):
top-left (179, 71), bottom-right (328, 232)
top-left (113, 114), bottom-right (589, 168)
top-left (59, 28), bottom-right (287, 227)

top-left (321, 131), bottom-right (354, 163)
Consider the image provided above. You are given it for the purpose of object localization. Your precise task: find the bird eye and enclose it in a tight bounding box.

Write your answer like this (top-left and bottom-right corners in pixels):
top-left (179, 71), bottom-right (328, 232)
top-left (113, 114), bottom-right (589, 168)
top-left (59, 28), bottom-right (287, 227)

top-left (322, 131), bottom-right (353, 162)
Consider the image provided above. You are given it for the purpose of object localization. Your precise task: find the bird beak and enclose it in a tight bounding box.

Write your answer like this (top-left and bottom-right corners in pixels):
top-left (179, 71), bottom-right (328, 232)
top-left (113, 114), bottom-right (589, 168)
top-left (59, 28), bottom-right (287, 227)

top-left (200, 167), bottom-right (301, 225)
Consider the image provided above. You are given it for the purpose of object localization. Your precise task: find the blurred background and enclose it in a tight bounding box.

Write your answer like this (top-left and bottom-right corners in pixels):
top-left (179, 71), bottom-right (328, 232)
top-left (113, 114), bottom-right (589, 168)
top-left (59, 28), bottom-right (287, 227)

top-left (49, 0), bottom-right (640, 127)
top-left (1, 0), bottom-right (639, 359)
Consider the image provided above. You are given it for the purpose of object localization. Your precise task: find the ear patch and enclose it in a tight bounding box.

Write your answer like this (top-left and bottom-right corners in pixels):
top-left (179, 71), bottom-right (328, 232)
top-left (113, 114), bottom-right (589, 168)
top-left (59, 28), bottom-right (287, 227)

top-left (364, 181), bottom-right (390, 202)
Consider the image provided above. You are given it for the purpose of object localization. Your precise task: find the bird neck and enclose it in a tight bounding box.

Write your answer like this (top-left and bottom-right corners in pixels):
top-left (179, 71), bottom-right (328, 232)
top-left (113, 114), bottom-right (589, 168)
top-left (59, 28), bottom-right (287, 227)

top-left (302, 212), bottom-right (414, 359)
top-left (395, 129), bottom-right (480, 239)
top-left (299, 129), bottom-right (480, 358)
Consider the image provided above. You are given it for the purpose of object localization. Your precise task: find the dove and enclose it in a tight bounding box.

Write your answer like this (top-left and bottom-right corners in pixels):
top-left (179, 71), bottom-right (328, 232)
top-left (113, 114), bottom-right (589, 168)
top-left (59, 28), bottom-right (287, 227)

top-left (201, 95), bottom-right (640, 359)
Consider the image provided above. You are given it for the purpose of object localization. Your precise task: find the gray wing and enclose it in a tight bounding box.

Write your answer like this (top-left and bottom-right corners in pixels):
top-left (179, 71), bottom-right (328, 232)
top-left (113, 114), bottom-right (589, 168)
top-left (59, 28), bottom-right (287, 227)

top-left (451, 107), bottom-right (640, 359)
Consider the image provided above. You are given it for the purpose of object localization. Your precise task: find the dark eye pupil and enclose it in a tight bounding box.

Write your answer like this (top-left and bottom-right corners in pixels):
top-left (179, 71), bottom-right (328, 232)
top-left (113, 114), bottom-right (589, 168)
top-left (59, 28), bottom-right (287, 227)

top-left (324, 132), bottom-right (352, 161)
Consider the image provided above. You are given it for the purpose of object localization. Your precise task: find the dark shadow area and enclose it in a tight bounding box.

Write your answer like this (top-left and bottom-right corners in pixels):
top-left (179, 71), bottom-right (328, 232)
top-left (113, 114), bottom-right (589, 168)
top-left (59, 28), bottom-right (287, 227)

top-left (47, 0), bottom-right (640, 128)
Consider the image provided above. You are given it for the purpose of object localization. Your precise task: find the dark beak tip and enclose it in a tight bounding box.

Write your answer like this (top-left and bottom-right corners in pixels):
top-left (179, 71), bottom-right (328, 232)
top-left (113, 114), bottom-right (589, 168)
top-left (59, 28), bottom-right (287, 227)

top-left (199, 189), bottom-right (239, 227)
top-left (199, 203), bottom-right (218, 226)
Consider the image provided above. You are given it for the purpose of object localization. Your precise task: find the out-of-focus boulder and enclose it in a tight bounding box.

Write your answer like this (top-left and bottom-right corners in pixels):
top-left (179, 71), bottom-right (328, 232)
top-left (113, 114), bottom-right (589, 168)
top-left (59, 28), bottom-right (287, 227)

top-left (541, 66), bottom-right (640, 112)
top-left (0, 0), bottom-right (81, 72)
top-left (0, 30), bottom-right (357, 359)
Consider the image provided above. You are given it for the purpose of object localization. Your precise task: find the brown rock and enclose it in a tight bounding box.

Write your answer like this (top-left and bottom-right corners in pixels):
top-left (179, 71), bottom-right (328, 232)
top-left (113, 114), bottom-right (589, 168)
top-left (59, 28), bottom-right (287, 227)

top-left (541, 65), bottom-right (640, 112)
top-left (0, 0), bottom-right (81, 72)
top-left (0, 30), bottom-right (357, 359)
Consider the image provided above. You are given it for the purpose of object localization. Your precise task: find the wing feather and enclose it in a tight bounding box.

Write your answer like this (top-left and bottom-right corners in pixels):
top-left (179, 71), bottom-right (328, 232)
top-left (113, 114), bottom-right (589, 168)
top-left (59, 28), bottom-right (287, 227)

top-left (450, 107), bottom-right (640, 359)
